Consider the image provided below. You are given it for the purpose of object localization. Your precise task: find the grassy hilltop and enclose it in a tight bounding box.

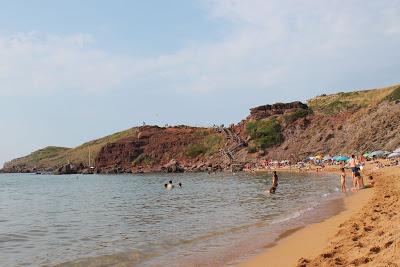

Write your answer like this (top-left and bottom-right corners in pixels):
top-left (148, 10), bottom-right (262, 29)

top-left (3, 128), bottom-right (139, 172)
top-left (308, 84), bottom-right (399, 114)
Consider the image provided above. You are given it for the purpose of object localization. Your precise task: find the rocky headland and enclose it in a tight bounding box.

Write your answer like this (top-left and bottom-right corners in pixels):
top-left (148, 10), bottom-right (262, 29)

top-left (2, 84), bottom-right (400, 174)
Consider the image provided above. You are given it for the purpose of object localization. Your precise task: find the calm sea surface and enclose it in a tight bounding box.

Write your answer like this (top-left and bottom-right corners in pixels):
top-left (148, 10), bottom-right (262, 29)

top-left (0, 171), bottom-right (347, 267)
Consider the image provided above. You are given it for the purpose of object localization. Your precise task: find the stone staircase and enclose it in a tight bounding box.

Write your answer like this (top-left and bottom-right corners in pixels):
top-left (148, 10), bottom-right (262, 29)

top-left (214, 126), bottom-right (246, 163)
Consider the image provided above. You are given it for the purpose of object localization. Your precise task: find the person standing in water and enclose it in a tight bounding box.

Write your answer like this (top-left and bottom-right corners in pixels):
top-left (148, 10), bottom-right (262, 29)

top-left (272, 171), bottom-right (278, 187)
top-left (269, 171), bottom-right (278, 193)
top-left (340, 168), bottom-right (346, 192)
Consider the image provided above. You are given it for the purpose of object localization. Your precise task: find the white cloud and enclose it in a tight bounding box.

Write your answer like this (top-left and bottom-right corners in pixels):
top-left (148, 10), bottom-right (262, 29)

top-left (0, 32), bottom-right (133, 95)
top-left (0, 1), bottom-right (399, 97)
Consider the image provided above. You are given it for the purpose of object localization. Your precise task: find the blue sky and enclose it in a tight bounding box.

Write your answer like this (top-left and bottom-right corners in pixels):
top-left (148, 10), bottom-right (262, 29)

top-left (1, 0), bottom-right (399, 166)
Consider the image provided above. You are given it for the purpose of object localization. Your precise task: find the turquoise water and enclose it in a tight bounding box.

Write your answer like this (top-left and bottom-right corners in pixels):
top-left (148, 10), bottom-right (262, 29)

top-left (0, 171), bottom-right (344, 267)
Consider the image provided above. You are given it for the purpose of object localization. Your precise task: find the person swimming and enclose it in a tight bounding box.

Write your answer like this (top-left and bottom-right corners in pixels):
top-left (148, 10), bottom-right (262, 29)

top-left (178, 182), bottom-right (182, 188)
top-left (166, 180), bottom-right (174, 190)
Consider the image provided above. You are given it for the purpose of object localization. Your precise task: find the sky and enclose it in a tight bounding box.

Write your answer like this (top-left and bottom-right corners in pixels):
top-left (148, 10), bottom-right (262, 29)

top-left (1, 0), bottom-right (399, 167)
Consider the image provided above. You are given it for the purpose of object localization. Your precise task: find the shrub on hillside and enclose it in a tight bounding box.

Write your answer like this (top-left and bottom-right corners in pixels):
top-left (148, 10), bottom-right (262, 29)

top-left (185, 144), bottom-right (207, 158)
top-left (247, 146), bottom-right (257, 153)
top-left (203, 135), bottom-right (223, 155)
top-left (283, 108), bottom-right (313, 124)
top-left (246, 118), bottom-right (283, 150)
top-left (184, 134), bottom-right (223, 158)
top-left (133, 154), bottom-right (156, 166)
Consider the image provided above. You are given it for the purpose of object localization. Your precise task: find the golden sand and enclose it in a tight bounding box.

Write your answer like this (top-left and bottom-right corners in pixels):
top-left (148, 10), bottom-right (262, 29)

top-left (238, 165), bottom-right (400, 267)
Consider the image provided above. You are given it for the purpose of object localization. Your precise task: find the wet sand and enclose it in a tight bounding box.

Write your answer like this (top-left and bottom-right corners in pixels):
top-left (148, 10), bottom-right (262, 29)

top-left (239, 164), bottom-right (400, 267)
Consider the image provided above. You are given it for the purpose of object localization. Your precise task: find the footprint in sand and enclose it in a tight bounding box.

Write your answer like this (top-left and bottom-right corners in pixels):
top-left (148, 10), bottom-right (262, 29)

top-left (369, 246), bottom-right (381, 254)
top-left (350, 256), bottom-right (371, 266)
top-left (377, 231), bottom-right (385, 236)
top-left (364, 226), bottom-right (373, 232)
top-left (384, 240), bottom-right (394, 248)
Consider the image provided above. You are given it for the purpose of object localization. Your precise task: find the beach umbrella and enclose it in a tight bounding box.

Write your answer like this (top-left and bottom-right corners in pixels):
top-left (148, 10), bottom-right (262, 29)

top-left (368, 150), bottom-right (385, 158)
top-left (335, 156), bottom-right (350, 161)
top-left (387, 152), bottom-right (400, 158)
top-left (315, 155), bottom-right (322, 160)
top-left (383, 151), bottom-right (391, 156)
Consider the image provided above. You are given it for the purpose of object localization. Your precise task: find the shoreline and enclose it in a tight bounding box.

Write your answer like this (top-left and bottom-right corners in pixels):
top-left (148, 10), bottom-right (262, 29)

top-left (237, 187), bottom-right (372, 267)
top-left (237, 165), bottom-right (399, 267)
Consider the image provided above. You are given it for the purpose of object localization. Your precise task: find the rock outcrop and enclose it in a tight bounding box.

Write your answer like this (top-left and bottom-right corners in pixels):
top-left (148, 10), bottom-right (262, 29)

top-left (248, 101), bottom-right (309, 120)
top-left (57, 163), bottom-right (78, 175)
top-left (161, 159), bottom-right (184, 173)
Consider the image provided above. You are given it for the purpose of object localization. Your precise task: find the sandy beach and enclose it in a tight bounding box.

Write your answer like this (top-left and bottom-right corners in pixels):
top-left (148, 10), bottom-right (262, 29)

top-left (239, 164), bottom-right (400, 267)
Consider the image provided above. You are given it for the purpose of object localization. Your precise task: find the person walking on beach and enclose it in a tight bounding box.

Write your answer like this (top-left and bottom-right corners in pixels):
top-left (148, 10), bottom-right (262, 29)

top-left (340, 168), bottom-right (346, 192)
top-left (355, 168), bottom-right (364, 189)
top-left (349, 155), bottom-right (358, 188)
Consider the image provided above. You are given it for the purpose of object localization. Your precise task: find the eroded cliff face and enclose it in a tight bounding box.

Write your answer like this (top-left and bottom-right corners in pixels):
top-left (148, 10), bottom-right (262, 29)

top-left (264, 101), bottom-right (400, 160)
top-left (94, 126), bottom-right (225, 173)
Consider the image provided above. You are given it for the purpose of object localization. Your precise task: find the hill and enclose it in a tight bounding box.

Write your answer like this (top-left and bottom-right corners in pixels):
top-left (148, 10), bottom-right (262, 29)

top-left (3, 128), bottom-right (139, 172)
top-left (2, 84), bottom-right (400, 173)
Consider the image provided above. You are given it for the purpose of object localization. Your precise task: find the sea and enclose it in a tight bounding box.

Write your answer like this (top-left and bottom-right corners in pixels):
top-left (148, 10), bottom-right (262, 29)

top-left (0, 171), bottom-right (349, 267)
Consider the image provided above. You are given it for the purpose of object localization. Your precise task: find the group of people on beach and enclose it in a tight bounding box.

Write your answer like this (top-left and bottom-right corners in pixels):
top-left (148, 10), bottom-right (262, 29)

top-left (340, 154), bottom-right (375, 193)
top-left (266, 154), bottom-right (375, 195)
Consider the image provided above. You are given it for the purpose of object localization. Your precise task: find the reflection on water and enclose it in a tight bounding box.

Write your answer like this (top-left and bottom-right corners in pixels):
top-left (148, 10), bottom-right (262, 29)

top-left (0, 171), bottom-right (343, 267)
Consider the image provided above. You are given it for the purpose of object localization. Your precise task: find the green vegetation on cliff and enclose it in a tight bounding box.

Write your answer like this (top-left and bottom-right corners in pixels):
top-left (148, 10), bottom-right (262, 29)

top-left (132, 154), bottom-right (156, 167)
top-left (185, 133), bottom-right (223, 158)
top-left (283, 108), bottom-right (313, 124)
top-left (246, 118), bottom-right (283, 151)
top-left (30, 146), bottom-right (70, 163)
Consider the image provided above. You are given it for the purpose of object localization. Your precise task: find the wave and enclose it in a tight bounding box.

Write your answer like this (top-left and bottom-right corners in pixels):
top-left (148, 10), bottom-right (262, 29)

top-left (271, 206), bottom-right (316, 224)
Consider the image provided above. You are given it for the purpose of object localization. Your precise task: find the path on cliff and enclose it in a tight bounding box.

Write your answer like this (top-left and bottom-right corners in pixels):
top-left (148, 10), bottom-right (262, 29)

top-left (215, 126), bottom-right (246, 164)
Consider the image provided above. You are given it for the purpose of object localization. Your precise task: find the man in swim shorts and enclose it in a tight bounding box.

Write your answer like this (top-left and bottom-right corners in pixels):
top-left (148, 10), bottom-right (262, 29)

top-left (349, 155), bottom-right (358, 188)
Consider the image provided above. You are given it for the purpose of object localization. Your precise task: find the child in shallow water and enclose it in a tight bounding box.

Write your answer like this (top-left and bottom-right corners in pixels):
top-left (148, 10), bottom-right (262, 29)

top-left (340, 168), bottom-right (346, 192)
top-left (363, 175), bottom-right (375, 188)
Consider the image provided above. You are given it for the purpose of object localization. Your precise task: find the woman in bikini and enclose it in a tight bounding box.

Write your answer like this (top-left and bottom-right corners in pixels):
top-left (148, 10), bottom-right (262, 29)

top-left (340, 167), bottom-right (346, 192)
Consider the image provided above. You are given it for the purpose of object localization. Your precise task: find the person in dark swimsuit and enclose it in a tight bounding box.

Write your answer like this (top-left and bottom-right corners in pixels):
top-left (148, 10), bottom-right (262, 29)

top-left (269, 171), bottom-right (278, 194)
